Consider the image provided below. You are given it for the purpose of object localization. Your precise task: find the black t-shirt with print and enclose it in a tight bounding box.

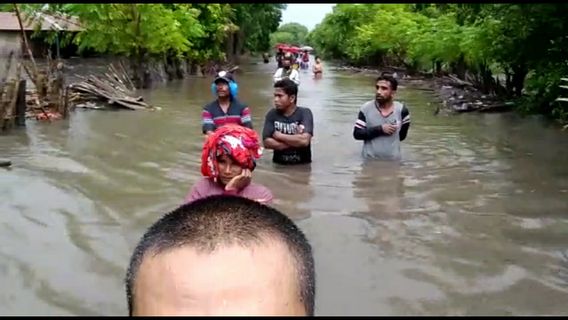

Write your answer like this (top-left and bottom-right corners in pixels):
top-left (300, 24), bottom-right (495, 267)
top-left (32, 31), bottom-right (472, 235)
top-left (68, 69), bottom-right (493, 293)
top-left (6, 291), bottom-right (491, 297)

top-left (262, 106), bottom-right (314, 165)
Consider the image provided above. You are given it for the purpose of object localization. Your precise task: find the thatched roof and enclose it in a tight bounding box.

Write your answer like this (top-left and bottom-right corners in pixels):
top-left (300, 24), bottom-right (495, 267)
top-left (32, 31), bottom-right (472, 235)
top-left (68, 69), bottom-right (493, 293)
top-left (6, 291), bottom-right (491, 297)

top-left (0, 12), bottom-right (82, 32)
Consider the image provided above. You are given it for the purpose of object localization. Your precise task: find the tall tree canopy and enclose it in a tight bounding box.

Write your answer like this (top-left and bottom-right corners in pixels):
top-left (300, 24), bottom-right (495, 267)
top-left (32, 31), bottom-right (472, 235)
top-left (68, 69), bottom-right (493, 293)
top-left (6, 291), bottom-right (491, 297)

top-left (306, 3), bottom-right (568, 123)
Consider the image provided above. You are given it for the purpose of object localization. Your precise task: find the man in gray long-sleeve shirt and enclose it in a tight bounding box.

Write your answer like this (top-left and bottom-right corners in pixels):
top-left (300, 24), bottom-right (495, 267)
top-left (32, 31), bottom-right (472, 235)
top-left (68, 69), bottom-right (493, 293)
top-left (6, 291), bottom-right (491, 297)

top-left (353, 75), bottom-right (410, 160)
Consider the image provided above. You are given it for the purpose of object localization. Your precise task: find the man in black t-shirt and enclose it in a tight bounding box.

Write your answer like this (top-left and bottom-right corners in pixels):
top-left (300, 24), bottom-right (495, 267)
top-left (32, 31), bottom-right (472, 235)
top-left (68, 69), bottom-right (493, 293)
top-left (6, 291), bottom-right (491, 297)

top-left (262, 79), bottom-right (314, 165)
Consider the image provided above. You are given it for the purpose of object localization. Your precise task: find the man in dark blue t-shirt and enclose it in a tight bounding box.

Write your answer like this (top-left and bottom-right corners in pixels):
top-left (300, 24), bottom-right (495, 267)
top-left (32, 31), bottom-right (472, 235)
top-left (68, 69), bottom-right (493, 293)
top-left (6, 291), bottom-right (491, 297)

top-left (262, 79), bottom-right (314, 165)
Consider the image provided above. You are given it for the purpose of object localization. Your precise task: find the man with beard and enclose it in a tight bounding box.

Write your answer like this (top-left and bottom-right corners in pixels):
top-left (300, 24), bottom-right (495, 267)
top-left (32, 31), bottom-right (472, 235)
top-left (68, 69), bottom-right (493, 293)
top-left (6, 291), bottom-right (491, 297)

top-left (353, 75), bottom-right (411, 160)
top-left (202, 71), bottom-right (252, 137)
top-left (263, 79), bottom-right (313, 165)
top-left (273, 53), bottom-right (300, 86)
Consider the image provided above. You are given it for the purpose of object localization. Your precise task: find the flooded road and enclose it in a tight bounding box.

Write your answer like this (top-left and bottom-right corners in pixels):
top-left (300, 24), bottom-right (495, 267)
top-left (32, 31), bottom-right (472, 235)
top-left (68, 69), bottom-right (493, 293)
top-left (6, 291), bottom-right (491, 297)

top-left (1, 59), bottom-right (568, 315)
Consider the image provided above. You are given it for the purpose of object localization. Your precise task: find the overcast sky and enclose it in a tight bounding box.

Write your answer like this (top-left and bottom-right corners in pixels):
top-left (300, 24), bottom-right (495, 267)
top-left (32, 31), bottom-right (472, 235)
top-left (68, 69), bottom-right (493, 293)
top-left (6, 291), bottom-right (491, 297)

top-left (280, 4), bottom-right (336, 31)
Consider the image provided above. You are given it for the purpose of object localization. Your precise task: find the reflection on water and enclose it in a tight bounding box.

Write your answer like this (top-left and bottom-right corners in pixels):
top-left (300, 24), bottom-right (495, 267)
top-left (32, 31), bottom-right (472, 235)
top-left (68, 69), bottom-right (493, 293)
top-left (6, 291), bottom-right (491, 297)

top-left (1, 58), bottom-right (567, 315)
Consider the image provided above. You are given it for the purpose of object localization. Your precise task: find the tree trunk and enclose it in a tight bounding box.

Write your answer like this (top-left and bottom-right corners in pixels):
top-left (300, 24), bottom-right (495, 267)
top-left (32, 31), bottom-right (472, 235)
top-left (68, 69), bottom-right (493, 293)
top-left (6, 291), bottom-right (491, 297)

top-left (129, 49), bottom-right (153, 89)
top-left (504, 68), bottom-right (513, 96)
top-left (435, 60), bottom-right (442, 76)
top-left (175, 58), bottom-right (185, 79)
top-left (233, 30), bottom-right (245, 64)
top-left (511, 63), bottom-right (528, 97)
top-left (224, 33), bottom-right (234, 64)
top-left (452, 54), bottom-right (467, 80)
top-left (476, 62), bottom-right (493, 95)
top-left (165, 55), bottom-right (175, 81)
top-left (130, 56), bottom-right (142, 89)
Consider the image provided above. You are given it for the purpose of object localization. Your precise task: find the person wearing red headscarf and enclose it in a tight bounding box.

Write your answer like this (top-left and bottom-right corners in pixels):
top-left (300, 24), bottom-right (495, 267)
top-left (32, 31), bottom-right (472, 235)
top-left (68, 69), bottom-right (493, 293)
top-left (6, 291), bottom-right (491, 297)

top-left (184, 125), bottom-right (274, 204)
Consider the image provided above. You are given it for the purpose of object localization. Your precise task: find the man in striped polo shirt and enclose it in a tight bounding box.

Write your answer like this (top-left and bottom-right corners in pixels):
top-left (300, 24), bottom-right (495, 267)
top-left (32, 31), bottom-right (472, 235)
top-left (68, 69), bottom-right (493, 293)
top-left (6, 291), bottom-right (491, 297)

top-left (202, 71), bottom-right (253, 136)
top-left (353, 75), bottom-right (410, 161)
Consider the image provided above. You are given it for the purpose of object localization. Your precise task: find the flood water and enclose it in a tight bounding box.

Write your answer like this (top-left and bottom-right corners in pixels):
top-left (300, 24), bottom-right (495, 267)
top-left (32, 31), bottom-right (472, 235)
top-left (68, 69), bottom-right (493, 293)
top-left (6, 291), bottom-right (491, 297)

top-left (1, 58), bottom-right (568, 315)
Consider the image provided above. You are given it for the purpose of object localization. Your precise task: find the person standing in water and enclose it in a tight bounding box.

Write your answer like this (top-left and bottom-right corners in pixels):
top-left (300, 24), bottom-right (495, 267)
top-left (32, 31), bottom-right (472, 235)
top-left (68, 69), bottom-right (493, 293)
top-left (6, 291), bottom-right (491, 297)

top-left (275, 48), bottom-right (285, 68)
top-left (202, 71), bottom-right (252, 136)
top-left (185, 125), bottom-right (273, 204)
top-left (312, 56), bottom-right (323, 79)
top-left (273, 53), bottom-right (300, 86)
top-left (301, 50), bottom-right (310, 70)
top-left (353, 75), bottom-right (410, 160)
top-left (263, 79), bottom-right (313, 165)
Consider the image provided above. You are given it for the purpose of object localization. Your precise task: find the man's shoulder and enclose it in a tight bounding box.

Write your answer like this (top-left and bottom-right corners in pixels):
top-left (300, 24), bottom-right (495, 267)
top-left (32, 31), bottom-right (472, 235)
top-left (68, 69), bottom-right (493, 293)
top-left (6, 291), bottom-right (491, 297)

top-left (231, 98), bottom-right (248, 109)
top-left (394, 100), bottom-right (409, 112)
top-left (360, 100), bottom-right (375, 112)
top-left (203, 100), bottom-right (218, 110)
top-left (296, 106), bottom-right (313, 116)
top-left (265, 108), bottom-right (278, 117)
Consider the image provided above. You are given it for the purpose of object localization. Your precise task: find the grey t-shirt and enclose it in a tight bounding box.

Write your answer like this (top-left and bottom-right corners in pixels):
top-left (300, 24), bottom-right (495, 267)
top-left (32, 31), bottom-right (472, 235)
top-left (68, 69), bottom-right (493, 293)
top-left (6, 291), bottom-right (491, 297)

top-left (353, 100), bottom-right (410, 160)
top-left (262, 106), bottom-right (314, 165)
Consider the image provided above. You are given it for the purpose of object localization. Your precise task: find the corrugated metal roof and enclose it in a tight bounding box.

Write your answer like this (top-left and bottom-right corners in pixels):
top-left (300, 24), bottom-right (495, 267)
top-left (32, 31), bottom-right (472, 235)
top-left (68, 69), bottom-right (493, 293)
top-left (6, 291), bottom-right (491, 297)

top-left (0, 12), bottom-right (83, 32)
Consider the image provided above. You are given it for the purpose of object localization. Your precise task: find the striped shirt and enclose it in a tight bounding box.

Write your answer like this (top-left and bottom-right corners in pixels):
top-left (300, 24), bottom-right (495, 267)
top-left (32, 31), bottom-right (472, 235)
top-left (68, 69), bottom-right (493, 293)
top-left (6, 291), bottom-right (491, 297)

top-left (353, 100), bottom-right (410, 160)
top-left (202, 99), bottom-right (253, 134)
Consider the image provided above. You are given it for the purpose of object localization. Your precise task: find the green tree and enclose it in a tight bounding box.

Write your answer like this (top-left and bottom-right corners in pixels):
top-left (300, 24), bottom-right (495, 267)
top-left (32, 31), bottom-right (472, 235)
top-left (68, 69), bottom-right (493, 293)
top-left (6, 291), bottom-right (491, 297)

top-left (227, 4), bottom-right (285, 59)
top-left (308, 3), bottom-right (568, 123)
top-left (14, 3), bottom-right (286, 81)
top-left (270, 22), bottom-right (309, 47)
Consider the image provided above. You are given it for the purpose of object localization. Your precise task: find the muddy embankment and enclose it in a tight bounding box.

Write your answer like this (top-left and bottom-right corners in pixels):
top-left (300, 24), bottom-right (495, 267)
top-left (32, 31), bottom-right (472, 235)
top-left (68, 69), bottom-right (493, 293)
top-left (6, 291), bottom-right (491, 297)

top-left (334, 65), bottom-right (515, 115)
top-left (32, 57), bottom-right (238, 111)
top-left (59, 57), bottom-right (228, 85)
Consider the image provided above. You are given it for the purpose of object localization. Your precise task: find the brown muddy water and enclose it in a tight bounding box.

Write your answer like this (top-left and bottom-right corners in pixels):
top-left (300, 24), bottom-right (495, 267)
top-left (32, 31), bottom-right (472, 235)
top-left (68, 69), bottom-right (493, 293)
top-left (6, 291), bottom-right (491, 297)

top-left (1, 58), bottom-right (567, 315)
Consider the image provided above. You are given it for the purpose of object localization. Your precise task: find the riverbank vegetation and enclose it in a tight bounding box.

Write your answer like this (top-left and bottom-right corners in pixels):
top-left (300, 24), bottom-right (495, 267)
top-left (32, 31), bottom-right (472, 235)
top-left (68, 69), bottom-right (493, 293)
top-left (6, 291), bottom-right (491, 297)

top-left (306, 4), bottom-right (568, 123)
top-left (1, 4), bottom-right (285, 88)
top-left (270, 23), bottom-right (309, 48)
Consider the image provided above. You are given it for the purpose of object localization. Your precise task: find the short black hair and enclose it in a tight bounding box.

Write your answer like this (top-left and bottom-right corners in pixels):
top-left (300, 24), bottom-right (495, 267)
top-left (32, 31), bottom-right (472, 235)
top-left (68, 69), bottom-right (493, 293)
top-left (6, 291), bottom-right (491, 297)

top-left (274, 78), bottom-right (298, 100)
top-left (375, 75), bottom-right (398, 91)
top-left (125, 195), bottom-right (315, 316)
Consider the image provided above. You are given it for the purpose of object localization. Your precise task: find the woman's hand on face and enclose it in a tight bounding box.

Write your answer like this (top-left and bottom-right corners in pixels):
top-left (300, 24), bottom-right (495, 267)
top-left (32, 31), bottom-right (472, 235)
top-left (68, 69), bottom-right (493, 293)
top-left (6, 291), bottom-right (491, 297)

top-left (225, 169), bottom-right (252, 192)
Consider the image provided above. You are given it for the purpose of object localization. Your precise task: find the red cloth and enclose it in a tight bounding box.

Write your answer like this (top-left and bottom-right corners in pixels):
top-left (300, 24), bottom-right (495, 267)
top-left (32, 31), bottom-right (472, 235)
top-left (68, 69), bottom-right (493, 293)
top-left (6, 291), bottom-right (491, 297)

top-left (201, 125), bottom-right (262, 178)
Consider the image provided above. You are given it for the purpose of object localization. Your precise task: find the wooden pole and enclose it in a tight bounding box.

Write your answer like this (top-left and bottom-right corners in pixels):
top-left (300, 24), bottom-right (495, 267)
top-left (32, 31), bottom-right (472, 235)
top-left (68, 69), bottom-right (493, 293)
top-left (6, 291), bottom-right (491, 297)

top-left (13, 3), bottom-right (37, 72)
top-left (15, 79), bottom-right (26, 126)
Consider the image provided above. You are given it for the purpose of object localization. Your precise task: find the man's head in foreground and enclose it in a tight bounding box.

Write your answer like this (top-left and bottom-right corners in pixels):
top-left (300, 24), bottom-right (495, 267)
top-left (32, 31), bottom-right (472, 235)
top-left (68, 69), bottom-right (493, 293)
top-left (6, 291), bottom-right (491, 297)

top-left (125, 195), bottom-right (315, 316)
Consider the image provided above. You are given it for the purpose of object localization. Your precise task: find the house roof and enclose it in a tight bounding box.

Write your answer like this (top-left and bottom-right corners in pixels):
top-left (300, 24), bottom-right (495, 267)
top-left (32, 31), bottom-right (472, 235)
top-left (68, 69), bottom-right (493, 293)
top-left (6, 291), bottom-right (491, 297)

top-left (0, 12), bottom-right (83, 32)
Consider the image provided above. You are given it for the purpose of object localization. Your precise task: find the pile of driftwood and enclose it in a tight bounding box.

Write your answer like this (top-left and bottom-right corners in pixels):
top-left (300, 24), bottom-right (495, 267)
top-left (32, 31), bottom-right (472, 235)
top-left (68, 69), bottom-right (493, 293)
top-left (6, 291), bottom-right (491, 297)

top-left (430, 75), bottom-right (515, 114)
top-left (68, 62), bottom-right (154, 110)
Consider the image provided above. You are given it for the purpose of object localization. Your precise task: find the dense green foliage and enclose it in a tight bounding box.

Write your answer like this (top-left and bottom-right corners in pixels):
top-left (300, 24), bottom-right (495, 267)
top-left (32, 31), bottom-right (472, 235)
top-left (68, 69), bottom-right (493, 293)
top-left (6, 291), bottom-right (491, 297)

top-left (231, 4), bottom-right (285, 55)
top-left (2, 3), bottom-right (286, 87)
top-left (270, 22), bottom-right (309, 47)
top-left (307, 4), bottom-right (568, 123)
top-left (4, 4), bottom-right (285, 73)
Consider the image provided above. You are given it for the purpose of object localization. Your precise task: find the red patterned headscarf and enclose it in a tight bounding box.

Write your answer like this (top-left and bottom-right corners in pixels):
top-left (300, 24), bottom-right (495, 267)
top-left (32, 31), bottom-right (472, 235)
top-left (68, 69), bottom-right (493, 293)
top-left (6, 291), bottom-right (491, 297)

top-left (201, 125), bottom-right (263, 179)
